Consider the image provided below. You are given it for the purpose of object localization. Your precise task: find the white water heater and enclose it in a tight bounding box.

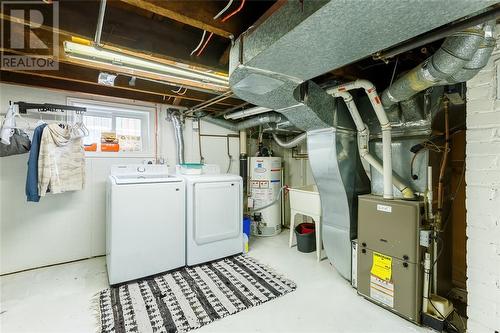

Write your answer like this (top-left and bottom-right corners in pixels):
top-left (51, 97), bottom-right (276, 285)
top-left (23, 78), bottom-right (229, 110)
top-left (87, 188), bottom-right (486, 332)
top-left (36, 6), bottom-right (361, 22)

top-left (249, 156), bottom-right (282, 236)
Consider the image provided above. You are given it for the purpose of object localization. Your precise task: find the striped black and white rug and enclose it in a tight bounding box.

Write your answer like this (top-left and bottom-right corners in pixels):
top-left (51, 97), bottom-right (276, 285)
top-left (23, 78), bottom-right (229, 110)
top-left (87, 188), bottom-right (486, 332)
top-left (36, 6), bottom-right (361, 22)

top-left (97, 255), bottom-right (296, 333)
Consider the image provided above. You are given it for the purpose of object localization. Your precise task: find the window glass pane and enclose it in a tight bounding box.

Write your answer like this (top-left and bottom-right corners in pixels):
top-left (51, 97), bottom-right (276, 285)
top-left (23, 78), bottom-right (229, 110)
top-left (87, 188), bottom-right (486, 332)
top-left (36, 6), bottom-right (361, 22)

top-left (116, 117), bottom-right (142, 152)
top-left (82, 115), bottom-right (112, 146)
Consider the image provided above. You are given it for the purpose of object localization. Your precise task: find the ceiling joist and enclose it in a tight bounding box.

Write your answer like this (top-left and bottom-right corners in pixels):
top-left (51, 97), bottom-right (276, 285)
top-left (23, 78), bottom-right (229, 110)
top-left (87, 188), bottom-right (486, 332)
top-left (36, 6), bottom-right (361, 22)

top-left (118, 0), bottom-right (241, 38)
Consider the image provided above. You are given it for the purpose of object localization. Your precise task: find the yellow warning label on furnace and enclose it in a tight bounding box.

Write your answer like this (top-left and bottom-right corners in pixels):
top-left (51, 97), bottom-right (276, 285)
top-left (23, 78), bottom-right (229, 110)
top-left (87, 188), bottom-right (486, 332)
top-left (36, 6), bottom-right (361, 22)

top-left (371, 252), bottom-right (392, 281)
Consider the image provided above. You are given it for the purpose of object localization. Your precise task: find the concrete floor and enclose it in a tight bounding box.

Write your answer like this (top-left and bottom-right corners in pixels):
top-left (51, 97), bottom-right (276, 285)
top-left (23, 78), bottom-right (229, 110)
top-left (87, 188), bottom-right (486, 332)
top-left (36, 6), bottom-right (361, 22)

top-left (1, 232), bottom-right (430, 333)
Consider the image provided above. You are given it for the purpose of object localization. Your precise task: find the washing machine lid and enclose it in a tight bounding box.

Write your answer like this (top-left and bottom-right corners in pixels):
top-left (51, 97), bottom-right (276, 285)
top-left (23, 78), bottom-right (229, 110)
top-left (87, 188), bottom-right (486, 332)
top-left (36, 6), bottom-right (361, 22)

top-left (112, 174), bottom-right (182, 185)
top-left (110, 164), bottom-right (182, 184)
top-left (180, 173), bottom-right (242, 183)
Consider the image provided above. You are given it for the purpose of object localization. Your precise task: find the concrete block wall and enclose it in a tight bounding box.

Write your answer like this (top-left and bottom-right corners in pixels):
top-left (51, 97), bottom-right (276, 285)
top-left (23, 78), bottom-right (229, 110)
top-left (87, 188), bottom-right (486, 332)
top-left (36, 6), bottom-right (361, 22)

top-left (466, 25), bottom-right (500, 333)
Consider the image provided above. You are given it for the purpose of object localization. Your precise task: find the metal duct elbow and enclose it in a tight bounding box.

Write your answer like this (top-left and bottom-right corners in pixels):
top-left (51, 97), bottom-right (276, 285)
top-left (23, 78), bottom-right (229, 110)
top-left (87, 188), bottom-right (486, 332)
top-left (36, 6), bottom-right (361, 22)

top-left (449, 20), bottom-right (496, 83)
top-left (381, 24), bottom-right (487, 108)
top-left (272, 132), bottom-right (306, 149)
top-left (171, 113), bottom-right (185, 164)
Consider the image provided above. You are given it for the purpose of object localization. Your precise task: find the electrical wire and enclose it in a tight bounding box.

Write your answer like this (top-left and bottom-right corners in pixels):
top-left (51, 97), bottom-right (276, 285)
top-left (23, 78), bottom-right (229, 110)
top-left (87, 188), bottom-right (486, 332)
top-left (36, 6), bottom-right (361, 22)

top-left (190, 30), bottom-right (207, 55)
top-left (213, 0), bottom-right (234, 19)
top-left (221, 0), bottom-right (246, 23)
top-left (389, 57), bottom-right (399, 88)
top-left (196, 32), bottom-right (214, 56)
top-left (171, 85), bottom-right (183, 93)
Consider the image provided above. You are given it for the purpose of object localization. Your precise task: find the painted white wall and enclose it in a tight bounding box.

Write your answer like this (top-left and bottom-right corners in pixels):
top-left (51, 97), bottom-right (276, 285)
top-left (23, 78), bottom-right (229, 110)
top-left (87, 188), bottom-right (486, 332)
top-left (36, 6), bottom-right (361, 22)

top-left (465, 26), bottom-right (500, 332)
top-left (0, 83), bottom-right (239, 274)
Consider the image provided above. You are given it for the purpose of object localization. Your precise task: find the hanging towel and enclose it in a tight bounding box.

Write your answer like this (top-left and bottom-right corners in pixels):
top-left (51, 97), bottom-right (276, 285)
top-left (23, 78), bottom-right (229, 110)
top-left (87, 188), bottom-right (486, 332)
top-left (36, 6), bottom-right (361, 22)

top-left (38, 123), bottom-right (85, 195)
top-left (26, 123), bottom-right (47, 202)
top-left (0, 104), bottom-right (18, 145)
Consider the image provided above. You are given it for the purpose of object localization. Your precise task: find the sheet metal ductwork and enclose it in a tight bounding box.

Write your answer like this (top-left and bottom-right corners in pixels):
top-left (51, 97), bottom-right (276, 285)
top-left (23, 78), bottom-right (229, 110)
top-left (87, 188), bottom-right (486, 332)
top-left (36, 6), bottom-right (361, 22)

top-left (228, 0), bottom-right (495, 280)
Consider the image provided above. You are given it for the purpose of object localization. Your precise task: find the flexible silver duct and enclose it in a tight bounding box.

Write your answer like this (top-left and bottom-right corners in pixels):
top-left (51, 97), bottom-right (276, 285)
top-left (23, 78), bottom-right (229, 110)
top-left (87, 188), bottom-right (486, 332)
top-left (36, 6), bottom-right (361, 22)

top-left (449, 20), bottom-right (496, 83)
top-left (382, 22), bottom-right (495, 108)
top-left (171, 113), bottom-right (185, 164)
top-left (203, 112), bottom-right (282, 131)
top-left (272, 132), bottom-right (306, 148)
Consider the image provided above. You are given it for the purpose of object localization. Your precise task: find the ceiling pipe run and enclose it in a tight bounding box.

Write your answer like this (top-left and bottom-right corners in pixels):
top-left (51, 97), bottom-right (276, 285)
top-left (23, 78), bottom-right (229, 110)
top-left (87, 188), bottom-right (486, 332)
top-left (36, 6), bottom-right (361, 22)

top-left (224, 106), bottom-right (272, 120)
top-left (94, 0), bottom-right (107, 46)
top-left (203, 112), bottom-right (282, 132)
top-left (272, 132), bottom-right (306, 149)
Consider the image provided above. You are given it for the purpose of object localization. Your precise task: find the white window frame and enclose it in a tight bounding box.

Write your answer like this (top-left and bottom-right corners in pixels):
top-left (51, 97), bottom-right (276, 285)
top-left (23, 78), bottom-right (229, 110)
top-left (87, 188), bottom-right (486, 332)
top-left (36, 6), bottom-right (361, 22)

top-left (67, 97), bottom-right (155, 158)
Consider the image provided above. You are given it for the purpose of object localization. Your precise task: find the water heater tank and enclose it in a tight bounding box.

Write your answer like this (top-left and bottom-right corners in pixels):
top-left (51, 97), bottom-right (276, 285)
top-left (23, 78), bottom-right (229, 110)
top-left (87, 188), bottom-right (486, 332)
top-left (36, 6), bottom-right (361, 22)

top-left (249, 156), bottom-right (282, 236)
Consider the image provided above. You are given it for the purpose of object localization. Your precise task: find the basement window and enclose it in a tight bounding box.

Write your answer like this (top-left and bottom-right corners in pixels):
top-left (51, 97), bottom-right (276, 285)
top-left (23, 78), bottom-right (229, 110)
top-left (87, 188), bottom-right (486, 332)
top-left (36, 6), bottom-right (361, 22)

top-left (67, 98), bottom-right (153, 154)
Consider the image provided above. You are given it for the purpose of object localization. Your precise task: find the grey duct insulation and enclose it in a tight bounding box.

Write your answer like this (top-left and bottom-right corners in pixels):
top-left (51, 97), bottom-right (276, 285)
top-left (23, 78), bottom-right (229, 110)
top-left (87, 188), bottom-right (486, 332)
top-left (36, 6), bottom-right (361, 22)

top-left (170, 113), bottom-right (185, 164)
top-left (272, 132), bottom-right (306, 148)
top-left (381, 21), bottom-right (496, 108)
top-left (227, 0), bottom-right (495, 280)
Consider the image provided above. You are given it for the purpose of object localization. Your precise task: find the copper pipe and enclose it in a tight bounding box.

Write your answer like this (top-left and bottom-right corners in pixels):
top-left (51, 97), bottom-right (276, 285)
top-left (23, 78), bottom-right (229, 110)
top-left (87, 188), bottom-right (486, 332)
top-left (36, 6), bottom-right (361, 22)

top-left (437, 97), bottom-right (450, 226)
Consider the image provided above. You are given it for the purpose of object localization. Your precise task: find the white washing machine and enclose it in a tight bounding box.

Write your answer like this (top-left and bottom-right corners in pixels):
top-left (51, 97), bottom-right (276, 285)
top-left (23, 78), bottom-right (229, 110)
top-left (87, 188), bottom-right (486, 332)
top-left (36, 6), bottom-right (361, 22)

top-left (177, 165), bottom-right (243, 266)
top-left (106, 164), bottom-right (185, 285)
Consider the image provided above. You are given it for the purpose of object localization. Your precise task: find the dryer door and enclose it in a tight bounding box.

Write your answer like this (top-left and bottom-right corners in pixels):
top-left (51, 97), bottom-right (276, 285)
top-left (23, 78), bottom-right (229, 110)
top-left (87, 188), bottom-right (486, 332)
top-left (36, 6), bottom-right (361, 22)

top-left (193, 181), bottom-right (241, 245)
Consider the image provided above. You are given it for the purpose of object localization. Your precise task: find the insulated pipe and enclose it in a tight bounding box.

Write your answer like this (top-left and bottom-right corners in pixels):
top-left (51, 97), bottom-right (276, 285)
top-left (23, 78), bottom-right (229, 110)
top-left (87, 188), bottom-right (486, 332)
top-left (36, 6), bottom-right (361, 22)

top-left (239, 130), bottom-right (247, 155)
top-left (271, 132), bottom-right (307, 149)
top-left (94, 0), bottom-right (107, 46)
top-left (224, 106), bottom-right (272, 120)
top-left (203, 112), bottom-right (282, 132)
top-left (327, 89), bottom-right (414, 199)
top-left (449, 20), bottom-right (496, 83)
top-left (381, 24), bottom-right (486, 109)
top-left (171, 113), bottom-right (185, 164)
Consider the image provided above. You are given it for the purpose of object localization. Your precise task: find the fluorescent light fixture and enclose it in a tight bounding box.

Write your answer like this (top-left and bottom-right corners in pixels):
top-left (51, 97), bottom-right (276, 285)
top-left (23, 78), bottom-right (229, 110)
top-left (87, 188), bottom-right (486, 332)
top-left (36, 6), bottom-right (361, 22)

top-left (63, 41), bottom-right (229, 90)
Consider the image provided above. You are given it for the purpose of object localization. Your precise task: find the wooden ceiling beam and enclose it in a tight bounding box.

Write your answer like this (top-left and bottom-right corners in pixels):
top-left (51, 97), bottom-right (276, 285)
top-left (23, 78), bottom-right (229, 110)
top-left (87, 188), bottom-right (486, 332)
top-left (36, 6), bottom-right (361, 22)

top-left (118, 0), bottom-right (241, 38)
top-left (1, 1), bottom-right (229, 72)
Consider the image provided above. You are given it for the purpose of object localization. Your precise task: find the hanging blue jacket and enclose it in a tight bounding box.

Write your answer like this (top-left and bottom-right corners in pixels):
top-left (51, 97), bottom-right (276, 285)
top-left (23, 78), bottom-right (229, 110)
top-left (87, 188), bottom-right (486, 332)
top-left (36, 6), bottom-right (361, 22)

top-left (26, 123), bottom-right (47, 202)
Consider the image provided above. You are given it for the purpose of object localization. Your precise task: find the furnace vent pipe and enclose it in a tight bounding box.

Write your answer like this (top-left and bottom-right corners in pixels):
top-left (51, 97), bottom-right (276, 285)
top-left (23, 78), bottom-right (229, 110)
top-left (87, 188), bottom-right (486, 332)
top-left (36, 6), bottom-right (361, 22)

top-left (327, 79), bottom-right (414, 199)
top-left (170, 112), bottom-right (185, 164)
top-left (327, 88), bottom-right (413, 199)
top-left (272, 132), bottom-right (307, 149)
top-left (381, 23), bottom-right (492, 108)
top-left (224, 106), bottom-right (273, 120)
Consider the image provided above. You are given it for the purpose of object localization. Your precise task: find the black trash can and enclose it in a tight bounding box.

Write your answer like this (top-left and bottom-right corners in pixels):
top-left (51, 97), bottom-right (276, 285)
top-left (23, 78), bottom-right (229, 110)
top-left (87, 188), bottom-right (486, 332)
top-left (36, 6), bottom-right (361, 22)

top-left (294, 223), bottom-right (316, 253)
